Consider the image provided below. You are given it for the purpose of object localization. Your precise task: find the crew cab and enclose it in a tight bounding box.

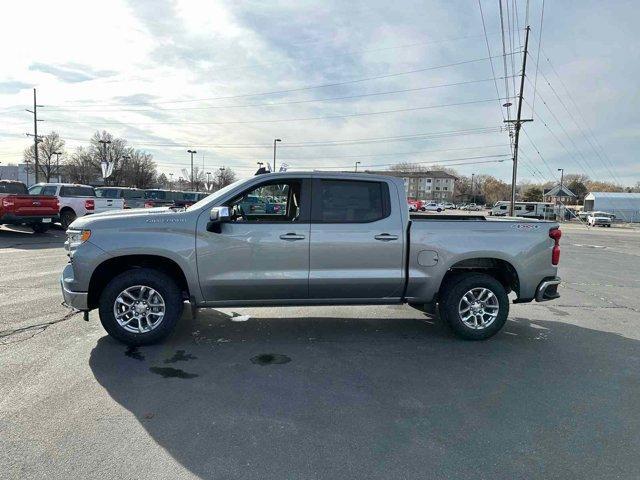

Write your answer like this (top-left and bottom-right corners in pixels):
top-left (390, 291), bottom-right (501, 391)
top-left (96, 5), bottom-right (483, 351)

top-left (60, 172), bottom-right (562, 346)
top-left (0, 180), bottom-right (59, 233)
top-left (29, 183), bottom-right (124, 228)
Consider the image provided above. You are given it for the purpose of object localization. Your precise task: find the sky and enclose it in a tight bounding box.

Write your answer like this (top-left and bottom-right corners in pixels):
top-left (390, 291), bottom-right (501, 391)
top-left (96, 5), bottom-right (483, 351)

top-left (0, 0), bottom-right (638, 185)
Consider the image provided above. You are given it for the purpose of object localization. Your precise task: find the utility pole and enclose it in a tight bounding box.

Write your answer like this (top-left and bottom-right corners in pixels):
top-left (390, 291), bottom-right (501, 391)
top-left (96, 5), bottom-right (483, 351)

top-left (26, 88), bottom-right (44, 184)
top-left (169, 173), bottom-right (174, 189)
top-left (505, 25), bottom-right (533, 216)
top-left (471, 173), bottom-right (475, 204)
top-left (355, 161), bottom-right (361, 172)
top-left (187, 149), bottom-right (197, 190)
top-left (273, 138), bottom-right (281, 171)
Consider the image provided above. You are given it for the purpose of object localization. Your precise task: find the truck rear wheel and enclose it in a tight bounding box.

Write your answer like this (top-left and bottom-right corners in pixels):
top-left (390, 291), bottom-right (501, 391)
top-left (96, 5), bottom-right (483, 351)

top-left (438, 273), bottom-right (509, 340)
top-left (98, 268), bottom-right (184, 346)
top-left (60, 209), bottom-right (76, 229)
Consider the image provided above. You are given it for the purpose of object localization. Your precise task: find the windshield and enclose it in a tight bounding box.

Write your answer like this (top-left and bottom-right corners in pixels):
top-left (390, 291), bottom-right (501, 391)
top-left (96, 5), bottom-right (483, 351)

top-left (187, 178), bottom-right (247, 211)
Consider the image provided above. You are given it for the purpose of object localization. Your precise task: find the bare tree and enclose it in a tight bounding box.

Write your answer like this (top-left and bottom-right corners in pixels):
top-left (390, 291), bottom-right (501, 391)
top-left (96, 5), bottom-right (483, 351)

top-left (121, 149), bottom-right (157, 188)
top-left (63, 146), bottom-right (97, 184)
top-left (216, 167), bottom-right (237, 190)
top-left (23, 131), bottom-right (65, 182)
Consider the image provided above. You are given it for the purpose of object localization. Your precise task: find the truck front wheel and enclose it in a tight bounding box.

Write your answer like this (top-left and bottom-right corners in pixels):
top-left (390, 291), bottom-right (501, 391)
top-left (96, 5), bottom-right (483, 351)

top-left (98, 268), bottom-right (184, 345)
top-left (438, 273), bottom-right (509, 340)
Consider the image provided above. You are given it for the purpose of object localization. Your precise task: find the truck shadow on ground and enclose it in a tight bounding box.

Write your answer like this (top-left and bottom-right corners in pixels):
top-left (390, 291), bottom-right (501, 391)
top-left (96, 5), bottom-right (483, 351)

top-left (0, 225), bottom-right (66, 250)
top-left (89, 310), bottom-right (640, 480)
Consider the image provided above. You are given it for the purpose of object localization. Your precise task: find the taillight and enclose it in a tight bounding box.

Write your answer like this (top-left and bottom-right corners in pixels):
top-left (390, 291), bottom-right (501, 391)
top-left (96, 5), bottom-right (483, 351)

top-left (144, 200), bottom-right (154, 208)
top-left (123, 200), bottom-right (128, 209)
top-left (2, 197), bottom-right (15, 208)
top-left (85, 199), bottom-right (95, 210)
top-left (549, 228), bottom-right (561, 265)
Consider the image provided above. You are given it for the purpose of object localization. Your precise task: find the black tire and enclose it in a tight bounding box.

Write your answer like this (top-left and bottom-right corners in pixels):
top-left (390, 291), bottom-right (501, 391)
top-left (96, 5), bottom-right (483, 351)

top-left (438, 273), bottom-right (509, 340)
top-left (437, 208), bottom-right (442, 212)
top-left (60, 209), bottom-right (76, 229)
top-left (98, 268), bottom-right (184, 346)
top-left (31, 223), bottom-right (49, 234)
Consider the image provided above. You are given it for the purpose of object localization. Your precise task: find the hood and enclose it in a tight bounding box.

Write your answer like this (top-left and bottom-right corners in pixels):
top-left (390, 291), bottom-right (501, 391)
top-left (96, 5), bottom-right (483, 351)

top-left (68, 206), bottom-right (189, 230)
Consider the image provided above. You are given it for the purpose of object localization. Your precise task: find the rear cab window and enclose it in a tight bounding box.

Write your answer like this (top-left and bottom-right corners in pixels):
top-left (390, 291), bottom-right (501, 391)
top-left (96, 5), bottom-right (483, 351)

top-left (95, 188), bottom-right (120, 198)
top-left (60, 186), bottom-right (95, 197)
top-left (313, 179), bottom-right (390, 223)
top-left (1, 182), bottom-right (28, 194)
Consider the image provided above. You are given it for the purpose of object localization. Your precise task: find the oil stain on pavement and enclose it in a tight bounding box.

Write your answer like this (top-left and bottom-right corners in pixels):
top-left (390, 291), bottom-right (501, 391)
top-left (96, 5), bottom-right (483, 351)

top-left (125, 346), bottom-right (145, 361)
top-left (149, 367), bottom-right (199, 379)
top-left (164, 350), bottom-right (197, 363)
top-left (250, 353), bottom-right (291, 366)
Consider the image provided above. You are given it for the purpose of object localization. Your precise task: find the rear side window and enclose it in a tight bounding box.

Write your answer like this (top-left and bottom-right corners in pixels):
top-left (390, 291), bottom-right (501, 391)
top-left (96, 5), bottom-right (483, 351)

top-left (0, 182), bottom-right (28, 194)
top-left (42, 186), bottom-right (57, 195)
top-left (60, 186), bottom-right (95, 197)
top-left (316, 180), bottom-right (389, 223)
top-left (123, 189), bottom-right (144, 199)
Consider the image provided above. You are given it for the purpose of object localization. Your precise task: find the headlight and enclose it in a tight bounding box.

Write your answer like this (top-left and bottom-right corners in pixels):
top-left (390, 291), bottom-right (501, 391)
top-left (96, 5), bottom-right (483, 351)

top-left (66, 229), bottom-right (91, 251)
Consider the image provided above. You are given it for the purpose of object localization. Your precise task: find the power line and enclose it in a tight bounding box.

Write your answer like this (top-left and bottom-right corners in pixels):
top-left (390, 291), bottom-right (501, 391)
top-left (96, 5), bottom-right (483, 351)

top-left (42, 77), bottom-right (514, 113)
top-left (477, 0), bottom-right (505, 121)
top-left (10, 126), bottom-right (504, 150)
top-left (39, 52), bottom-right (519, 109)
top-left (44, 97), bottom-right (507, 126)
top-left (531, 0), bottom-right (546, 115)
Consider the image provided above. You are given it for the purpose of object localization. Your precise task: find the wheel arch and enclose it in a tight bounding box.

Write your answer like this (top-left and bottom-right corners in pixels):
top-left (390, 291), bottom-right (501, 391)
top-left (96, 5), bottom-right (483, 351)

top-left (87, 254), bottom-right (190, 309)
top-left (440, 257), bottom-right (520, 299)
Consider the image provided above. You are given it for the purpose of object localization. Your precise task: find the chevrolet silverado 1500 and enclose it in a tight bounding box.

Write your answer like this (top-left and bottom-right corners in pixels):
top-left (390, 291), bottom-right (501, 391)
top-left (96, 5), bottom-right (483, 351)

top-left (60, 172), bottom-right (562, 345)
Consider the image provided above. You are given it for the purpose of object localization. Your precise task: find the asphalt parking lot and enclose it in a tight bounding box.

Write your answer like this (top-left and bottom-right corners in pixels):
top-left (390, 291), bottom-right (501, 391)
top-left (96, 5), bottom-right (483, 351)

top-left (1, 222), bottom-right (639, 479)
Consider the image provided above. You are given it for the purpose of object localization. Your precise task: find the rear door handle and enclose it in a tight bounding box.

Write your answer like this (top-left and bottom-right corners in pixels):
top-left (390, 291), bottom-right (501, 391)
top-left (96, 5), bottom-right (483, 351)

top-left (279, 232), bottom-right (306, 241)
top-left (374, 233), bottom-right (399, 241)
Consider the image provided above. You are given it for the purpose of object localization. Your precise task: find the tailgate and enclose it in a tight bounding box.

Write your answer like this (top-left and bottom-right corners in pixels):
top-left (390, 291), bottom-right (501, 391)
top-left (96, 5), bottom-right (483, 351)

top-left (94, 197), bottom-right (125, 213)
top-left (11, 195), bottom-right (59, 217)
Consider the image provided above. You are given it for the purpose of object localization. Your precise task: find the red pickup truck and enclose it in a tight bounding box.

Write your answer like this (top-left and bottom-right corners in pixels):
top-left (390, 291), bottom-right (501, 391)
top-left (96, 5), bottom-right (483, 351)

top-left (0, 180), bottom-right (59, 233)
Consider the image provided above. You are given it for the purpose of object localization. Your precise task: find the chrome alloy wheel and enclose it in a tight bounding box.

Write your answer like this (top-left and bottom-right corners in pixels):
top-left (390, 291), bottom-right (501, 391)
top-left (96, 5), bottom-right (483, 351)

top-left (113, 285), bottom-right (166, 334)
top-left (458, 287), bottom-right (500, 330)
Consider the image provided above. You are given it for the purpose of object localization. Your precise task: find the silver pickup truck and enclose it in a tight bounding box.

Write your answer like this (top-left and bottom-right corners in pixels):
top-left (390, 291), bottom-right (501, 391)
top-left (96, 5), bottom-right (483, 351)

top-left (60, 172), bottom-right (562, 345)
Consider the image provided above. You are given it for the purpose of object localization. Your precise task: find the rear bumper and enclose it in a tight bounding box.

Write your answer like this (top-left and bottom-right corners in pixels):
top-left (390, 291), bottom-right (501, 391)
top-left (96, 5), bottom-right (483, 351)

top-left (0, 213), bottom-right (57, 225)
top-left (535, 277), bottom-right (561, 302)
top-left (60, 265), bottom-right (89, 310)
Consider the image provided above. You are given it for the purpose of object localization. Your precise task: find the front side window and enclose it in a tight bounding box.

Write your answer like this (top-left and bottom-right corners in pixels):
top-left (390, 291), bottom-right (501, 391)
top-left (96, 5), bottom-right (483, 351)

top-left (123, 189), bottom-right (144, 199)
top-left (226, 182), bottom-right (300, 222)
top-left (317, 180), bottom-right (387, 223)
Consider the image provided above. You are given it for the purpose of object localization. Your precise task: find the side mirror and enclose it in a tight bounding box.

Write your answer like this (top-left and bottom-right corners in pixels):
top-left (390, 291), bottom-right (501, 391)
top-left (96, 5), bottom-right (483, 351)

top-left (210, 206), bottom-right (230, 222)
top-left (207, 206), bottom-right (230, 233)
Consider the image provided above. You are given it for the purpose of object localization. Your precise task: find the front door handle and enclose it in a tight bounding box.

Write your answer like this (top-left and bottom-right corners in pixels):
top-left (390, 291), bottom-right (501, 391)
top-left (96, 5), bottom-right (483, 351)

top-left (280, 232), bottom-right (306, 241)
top-left (374, 233), bottom-right (399, 241)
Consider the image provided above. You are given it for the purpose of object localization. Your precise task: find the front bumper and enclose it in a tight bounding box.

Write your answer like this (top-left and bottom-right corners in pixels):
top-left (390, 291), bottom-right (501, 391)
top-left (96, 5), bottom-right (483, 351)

top-left (535, 277), bottom-right (561, 302)
top-left (60, 264), bottom-right (89, 310)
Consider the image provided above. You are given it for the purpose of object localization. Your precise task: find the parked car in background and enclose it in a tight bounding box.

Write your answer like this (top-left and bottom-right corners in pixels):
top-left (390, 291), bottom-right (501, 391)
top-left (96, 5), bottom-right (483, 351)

top-left (29, 183), bottom-right (125, 229)
top-left (0, 180), bottom-right (59, 233)
top-left (143, 189), bottom-right (179, 208)
top-left (407, 198), bottom-right (424, 212)
top-left (587, 211), bottom-right (613, 227)
top-left (60, 172), bottom-right (563, 346)
top-left (462, 203), bottom-right (482, 211)
top-left (443, 202), bottom-right (456, 209)
top-left (176, 191), bottom-right (209, 208)
top-left (424, 202), bottom-right (445, 212)
top-left (95, 187), bottom-right (146, 209)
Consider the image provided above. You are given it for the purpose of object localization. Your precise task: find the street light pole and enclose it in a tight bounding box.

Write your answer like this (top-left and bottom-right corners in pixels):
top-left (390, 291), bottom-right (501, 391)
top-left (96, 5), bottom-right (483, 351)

top-left (218, 167), bottom-right (226, 189)
top-left (206, 171), bottom-right (211, 190)
top-left (53, 151), bottom-right (62, 181)
top-left (471, 173), bottom-right (475, 204)
top-left (168, 173), bottom-right (174, 189)
top-left (273, 138), bottom-right (281, 171)
top-left (355, 161), bottom-right (361, 172)
top-left (557, 167), bottom-right (564, 220)
top-left (187, 149), bottom-right (197, 190)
